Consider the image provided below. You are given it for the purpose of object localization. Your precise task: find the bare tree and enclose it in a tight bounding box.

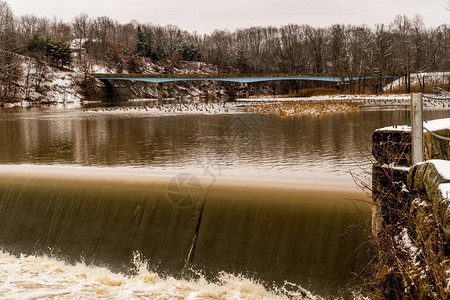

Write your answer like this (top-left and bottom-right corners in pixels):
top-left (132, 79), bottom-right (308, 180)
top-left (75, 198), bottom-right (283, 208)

top-left (0, 2), bottom-right (447, 99)
top-left (390, 15), bottom-right (413, 92)
top-left (0, 1), bottom-right (22, 100)
top-left (72, 13), bottom-right (91, 62)
top-left (304, 26), bottom-right (326, 74)
top-left (370, 24), bottom-right (396, 93)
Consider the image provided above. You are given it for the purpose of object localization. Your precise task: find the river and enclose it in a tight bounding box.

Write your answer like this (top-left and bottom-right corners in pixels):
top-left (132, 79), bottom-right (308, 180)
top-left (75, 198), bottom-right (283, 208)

top-left (1, 103), bottom-right (450, 298)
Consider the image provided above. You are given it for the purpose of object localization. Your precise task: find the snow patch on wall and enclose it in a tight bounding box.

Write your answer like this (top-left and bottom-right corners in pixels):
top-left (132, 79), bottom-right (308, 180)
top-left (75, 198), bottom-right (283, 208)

top-left (428, 160), bottom-right (450, 181)
top-left (377, 118), bottom-right (450, 132)
top-left (439, 183), bottom-right (450, 202)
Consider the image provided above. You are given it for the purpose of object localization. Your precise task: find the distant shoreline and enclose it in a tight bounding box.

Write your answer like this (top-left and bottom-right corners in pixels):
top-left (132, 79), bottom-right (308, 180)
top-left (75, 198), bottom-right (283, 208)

top-left (2, 93), bottom-right (450, 114)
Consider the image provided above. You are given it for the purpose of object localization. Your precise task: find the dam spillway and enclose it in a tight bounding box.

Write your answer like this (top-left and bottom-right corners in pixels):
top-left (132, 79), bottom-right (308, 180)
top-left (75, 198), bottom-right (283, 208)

top-left (0, 165), bottom-right (370, 296)
top-left (4, 108), bottom-right (450, 297)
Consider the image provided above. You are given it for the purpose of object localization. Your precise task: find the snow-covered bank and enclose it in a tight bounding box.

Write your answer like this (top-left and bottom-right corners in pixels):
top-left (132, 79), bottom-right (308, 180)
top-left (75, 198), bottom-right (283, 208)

top-left (371, 154), bottom-right (450, 298)
top-left (384, 72), bottom-right (450, 91)
top-left (3, 55), bottom-right (449, 109)
top-left (237, 93), bottom-right (450, 112)
top-left (237, 94), bottom-right (410, 102)
top-left (14, 56), bottom-right (88, 105)
top-left (2, 55), bottom-right (230, 106)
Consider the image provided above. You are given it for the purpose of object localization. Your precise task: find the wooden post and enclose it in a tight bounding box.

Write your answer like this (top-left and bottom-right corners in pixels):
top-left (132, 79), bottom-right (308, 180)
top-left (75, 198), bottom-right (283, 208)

top-left (411, 93), bottom-right (424, 164)
top-left (245, 83), bottom-right (249, 99)
top-left (158, 83), bottom-right (163, 103)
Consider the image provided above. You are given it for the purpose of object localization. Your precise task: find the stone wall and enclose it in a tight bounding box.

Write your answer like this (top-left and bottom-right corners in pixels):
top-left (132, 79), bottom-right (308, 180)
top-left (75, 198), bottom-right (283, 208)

top-left (372, 122), bottom-right (450, 232)
top-left (407, 161), bottom-right (450, 237)
top-left (370, 120), bottom-right (450, 298)
top-left (372, 128), bottom-right (450, 167)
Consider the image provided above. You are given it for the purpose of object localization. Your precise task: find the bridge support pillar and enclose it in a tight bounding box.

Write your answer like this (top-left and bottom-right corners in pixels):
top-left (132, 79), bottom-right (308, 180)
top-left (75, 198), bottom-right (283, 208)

top-left (244, 83), bottom-right (249, 99)
top-left (158, 83), bottom-right (164, 103)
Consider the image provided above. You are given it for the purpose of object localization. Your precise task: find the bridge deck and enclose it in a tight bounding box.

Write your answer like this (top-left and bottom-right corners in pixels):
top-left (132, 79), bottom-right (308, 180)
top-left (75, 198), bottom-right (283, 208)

top-left (94, 73), bottom-right (395, 84)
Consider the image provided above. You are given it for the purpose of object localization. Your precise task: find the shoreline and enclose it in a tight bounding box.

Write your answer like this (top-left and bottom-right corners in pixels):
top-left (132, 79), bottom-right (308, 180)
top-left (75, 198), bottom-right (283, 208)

top-left (237, 93), bottom-right (410, 102)
top-left (2, 93), bottom-right (450, 115)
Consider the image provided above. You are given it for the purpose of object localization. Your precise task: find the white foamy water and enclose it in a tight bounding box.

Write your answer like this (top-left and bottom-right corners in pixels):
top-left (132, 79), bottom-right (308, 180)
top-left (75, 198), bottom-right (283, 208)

top-left (0, 251), bottom-right (317, 300)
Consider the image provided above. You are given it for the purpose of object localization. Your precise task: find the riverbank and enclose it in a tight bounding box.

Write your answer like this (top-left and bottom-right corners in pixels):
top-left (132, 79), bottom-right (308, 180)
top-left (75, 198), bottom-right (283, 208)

top-left (242, 100), bottom-right (361, 116)
top-left (84, 94), bottom-right (450, 116)
top-left (3, 92), bottom-right (450, 117)
top-left (369, 120), bottom-right (450, 298)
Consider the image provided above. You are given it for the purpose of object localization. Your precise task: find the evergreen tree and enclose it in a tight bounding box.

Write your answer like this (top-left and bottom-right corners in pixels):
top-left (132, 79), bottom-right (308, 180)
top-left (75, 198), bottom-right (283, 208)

top-left (46, 39), bottom-right (72, 68)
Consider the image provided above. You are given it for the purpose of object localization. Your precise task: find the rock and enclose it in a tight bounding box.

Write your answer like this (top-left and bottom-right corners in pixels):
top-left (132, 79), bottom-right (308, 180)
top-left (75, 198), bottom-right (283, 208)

top-left (407, 161), bottom-right (450, 239)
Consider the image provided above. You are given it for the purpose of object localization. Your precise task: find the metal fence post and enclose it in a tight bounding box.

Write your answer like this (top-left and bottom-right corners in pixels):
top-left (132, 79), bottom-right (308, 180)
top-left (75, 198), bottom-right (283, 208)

top-left (411, 93), bottom-right (424, 164)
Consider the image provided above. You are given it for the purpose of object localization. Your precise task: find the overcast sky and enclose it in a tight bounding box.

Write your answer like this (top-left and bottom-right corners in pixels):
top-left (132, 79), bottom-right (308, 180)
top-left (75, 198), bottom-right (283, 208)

top-left (6, 0), bottom-right (450, 33)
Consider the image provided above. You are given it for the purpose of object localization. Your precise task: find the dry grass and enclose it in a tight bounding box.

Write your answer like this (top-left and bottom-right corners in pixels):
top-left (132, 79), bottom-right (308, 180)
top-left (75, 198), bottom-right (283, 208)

top-left (243, 100), bottom-right (361, 116)
top-left (366, 195), bottom-right (450, 299)
top-left (360, 165), bottom-right (450, 299)
top-left (292, 88), bottom-right (339, 97)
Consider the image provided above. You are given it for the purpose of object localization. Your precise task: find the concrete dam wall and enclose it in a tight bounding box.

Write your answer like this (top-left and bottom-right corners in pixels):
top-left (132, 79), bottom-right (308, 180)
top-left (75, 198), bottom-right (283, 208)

top-left (0, 165), bottom-right (370, 296)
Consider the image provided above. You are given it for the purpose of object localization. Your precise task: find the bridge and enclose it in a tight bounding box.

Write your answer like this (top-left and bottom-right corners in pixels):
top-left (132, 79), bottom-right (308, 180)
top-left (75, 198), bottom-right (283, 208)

top-left (94, 73), bottom-right (398, 101)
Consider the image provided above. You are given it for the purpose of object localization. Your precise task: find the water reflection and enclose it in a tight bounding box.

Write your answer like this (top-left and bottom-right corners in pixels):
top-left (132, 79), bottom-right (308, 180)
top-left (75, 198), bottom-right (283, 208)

top-left (1, 105), bottom-right (449, 184)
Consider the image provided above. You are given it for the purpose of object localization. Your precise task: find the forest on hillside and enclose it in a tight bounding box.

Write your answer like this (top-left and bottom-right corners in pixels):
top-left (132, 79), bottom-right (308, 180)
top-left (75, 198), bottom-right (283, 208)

top-left (0, 0), bottom-right (449, 100)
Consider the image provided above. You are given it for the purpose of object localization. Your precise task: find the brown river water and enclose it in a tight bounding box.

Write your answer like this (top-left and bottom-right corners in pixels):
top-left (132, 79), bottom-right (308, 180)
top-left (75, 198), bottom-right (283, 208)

top-left (1, 103), bottom-right (450, 298)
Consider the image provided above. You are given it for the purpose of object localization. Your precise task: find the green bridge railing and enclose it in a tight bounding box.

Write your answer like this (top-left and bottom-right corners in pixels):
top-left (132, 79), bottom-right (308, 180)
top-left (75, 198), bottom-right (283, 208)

top-left (94, 73), bottom-right (399, 84)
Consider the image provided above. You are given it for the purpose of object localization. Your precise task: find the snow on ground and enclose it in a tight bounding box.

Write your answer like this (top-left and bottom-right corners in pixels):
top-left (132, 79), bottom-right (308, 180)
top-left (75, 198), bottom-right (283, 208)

top-left (89, 64), bottom-right (114, 74)
top-left (44, 71), bottom-right (82, 103)
top-left (397, 228), bottom-right (421, 266)
top-left (384, 72), bottom-right (450, 91)
top-left (237, 94), bottom-right (411, 102)
top-left (4, 57), bottom-right (225, 107)
top-left (14, 57), bottom-right (86, 105)
top-left (7, 55), bottom-right (450, 111)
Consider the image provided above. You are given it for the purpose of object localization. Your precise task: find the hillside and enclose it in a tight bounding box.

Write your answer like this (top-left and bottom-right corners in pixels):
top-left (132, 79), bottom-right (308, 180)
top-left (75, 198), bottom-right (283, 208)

top-left (1, 56), bottom-right (231, 106)
top-left (383, 72), bottom-right (450, 93)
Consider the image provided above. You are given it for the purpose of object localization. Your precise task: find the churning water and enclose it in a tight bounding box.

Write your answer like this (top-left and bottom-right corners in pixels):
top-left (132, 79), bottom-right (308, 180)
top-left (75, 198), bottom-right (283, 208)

top-left (0, 251), bottom-right (317, 299)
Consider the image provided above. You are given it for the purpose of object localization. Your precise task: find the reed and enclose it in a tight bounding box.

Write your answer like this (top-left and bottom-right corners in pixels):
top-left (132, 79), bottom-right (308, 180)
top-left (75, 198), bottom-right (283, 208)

top-left (243, 100), bottom-right (361, 116)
